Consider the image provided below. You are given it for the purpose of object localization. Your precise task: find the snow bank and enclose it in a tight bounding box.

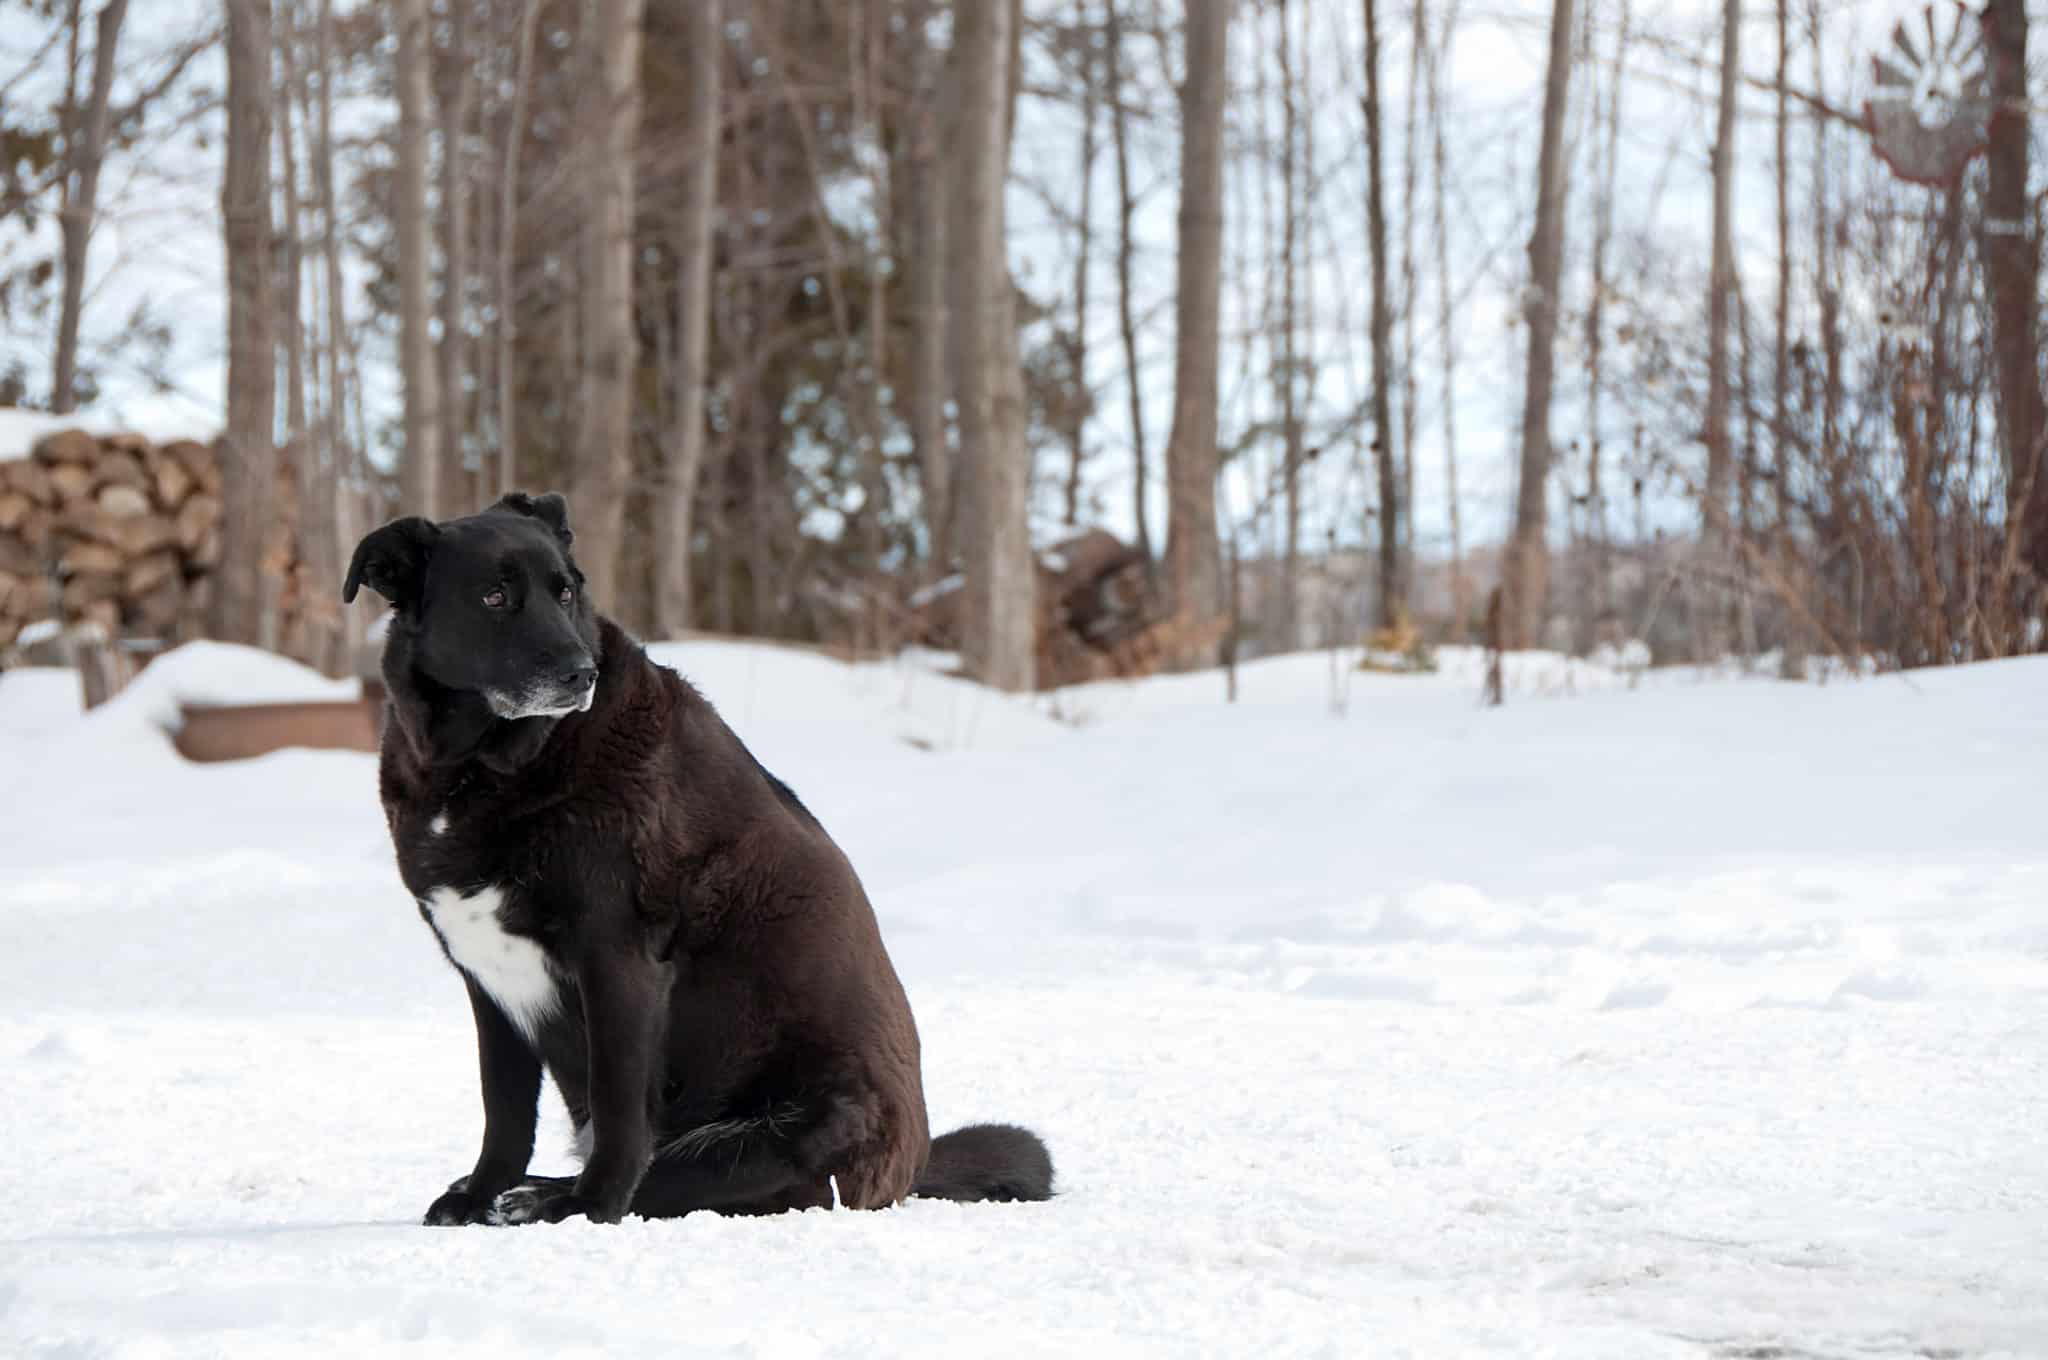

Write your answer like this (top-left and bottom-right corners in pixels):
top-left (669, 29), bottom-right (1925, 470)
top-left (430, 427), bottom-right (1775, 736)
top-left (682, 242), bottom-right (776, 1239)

top-left (2, 640), bottom-right (2043, 1356)
top-left (91, 639), bottom-right (357, 739)
top-left (0, 406), bottom-right (116, 461)
top-left (0, 405), bottom-right (208, 461)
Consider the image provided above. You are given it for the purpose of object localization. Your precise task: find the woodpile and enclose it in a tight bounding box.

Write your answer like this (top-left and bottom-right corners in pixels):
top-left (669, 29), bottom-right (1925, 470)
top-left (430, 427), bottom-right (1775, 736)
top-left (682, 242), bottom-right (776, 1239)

top-left (913, 528), bottom-right (1229, 690)
top-left (0, 427), bottom-right (223, 652)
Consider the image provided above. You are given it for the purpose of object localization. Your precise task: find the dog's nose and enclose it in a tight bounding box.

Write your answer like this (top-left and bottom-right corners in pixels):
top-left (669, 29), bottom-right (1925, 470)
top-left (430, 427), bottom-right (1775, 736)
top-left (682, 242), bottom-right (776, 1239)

top-left (562, 664), bottom-right (597, 693)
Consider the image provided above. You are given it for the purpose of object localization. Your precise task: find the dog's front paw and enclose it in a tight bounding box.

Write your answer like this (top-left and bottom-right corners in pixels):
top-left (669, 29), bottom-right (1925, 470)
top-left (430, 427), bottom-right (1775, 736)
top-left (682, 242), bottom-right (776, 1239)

top-left (423, 1183), bottom-right (493, 1226)
top-left (487, 1183), bottom-right (588, 1225)
top-left (488, 1184), bottom-right (626, 1225)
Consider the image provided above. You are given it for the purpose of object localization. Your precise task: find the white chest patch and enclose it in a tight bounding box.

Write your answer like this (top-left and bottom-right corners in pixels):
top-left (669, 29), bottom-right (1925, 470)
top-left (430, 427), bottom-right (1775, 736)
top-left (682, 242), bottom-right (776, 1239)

top-left (421, 885), bottom-right (558, 1043)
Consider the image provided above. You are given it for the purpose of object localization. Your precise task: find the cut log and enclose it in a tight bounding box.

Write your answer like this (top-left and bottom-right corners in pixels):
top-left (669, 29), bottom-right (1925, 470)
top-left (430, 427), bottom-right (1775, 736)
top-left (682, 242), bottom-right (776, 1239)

top-left (176, 493), bottom-right (221, 552)
top-left (164, 440), bottom-right (221, 496)
top-left (151, 453), bottom-right (195, 510)
top-left (1, 457), bottom-right (55, 504)
top-left (49, 462), bottom-right (95, 502)
top-left (104, 432), bottom-right (155, 456)
top-left (97, 483), bottom-right (152, 519)
top-left (31, 428), bottom-right (101, 466)
top-left (58, 503), bottom-right (179, 558)
top-left (0, 535), bottom-right (42, 576)
top-left (94, 451), bottom-right (151, 493)
top-left (62, 569), bottom-right (124, 610)
top-left (129, 574), bottom-right (185, 635)
top-left (124, 549), bottom-right (182, 597)
top-left (15, 507), bottom-right (52, 555)
top-left (61, 540), bottom-right (127, 577)
top-left (0, 490), bottom-right (31, 531)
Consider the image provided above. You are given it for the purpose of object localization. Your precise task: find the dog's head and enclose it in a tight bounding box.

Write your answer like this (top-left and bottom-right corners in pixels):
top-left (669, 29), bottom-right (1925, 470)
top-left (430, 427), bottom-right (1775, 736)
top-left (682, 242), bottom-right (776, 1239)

top-left (345, 492), bottom-right (602, 727)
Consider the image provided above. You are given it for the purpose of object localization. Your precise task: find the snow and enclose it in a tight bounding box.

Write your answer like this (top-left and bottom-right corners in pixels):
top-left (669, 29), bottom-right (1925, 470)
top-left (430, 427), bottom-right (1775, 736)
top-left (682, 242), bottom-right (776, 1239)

top-left (2, 640), bottom-right (2045, 1357)
top-left (0, 406), bottom-right (209, 462)
top-left (0, 407), bottom-right (116, 462)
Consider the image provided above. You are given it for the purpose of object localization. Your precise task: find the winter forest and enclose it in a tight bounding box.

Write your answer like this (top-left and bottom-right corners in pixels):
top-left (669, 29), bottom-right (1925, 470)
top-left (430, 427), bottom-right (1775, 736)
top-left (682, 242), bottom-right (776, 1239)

top-left (5, 0), bottom-right (2044, 685)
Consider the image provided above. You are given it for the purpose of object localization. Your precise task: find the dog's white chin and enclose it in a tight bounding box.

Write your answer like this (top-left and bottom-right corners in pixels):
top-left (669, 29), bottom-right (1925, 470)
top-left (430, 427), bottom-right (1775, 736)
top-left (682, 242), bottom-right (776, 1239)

top-left (485, 683), bottom-right (597, 721)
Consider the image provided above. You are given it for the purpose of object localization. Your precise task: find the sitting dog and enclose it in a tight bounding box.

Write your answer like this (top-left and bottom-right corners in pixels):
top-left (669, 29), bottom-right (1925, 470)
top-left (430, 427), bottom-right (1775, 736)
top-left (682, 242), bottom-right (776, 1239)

top-left (342, 492), bottom-right (1052, 1224)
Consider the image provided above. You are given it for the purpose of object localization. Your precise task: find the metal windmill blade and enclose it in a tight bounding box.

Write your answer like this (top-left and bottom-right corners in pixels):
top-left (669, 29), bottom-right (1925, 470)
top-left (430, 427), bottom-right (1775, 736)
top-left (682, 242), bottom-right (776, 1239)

top-left (1865, 0), bottom-right (1995, 186)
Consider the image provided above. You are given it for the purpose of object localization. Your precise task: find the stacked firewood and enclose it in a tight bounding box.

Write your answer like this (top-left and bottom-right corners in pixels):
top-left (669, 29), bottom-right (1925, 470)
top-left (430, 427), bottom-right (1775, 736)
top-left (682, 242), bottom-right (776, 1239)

top-left (914, 528), bottom-right (1229, 690)
top-left (0, 427), bottom-right (222, 650)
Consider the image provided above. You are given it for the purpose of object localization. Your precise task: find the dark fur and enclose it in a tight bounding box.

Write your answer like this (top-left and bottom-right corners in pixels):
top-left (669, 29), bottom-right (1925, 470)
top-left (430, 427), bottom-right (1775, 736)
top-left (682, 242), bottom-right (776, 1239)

top-left (344, 494), bottom-right (1053, 1224)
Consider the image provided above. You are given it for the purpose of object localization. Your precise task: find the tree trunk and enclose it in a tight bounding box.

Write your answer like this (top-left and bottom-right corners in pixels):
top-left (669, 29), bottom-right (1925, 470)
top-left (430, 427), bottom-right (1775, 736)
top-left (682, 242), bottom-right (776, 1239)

top-left (52, 0), bottom-right (128, 415)
top-left (572, 0), bottom-right (645, 610)
top-left (1985, 0), bottom-right (2046, 576)
top-left (1063, 0), bottom-right (1099, 529)
top-left (315, 0), bottom-right (362, 660)
top-left (278, 0), bottom-right (338, 670)
top-left (498, 0), bottom-right (540, 496)
top-left (950, 0), bottom-right (1036, 691)
top-left (437, 0), bottom-right (476, 513)
top-left (1773, 0), bottom-right (1802, 679)
top-left (653, 0), bottom-right (720, 637)
top-left (1105, 0), bottom-right (1152, 564)
top-left (905, 0), bottom-right (953, 572)
top-left (1276, 0), bottom-right (1302, 650)
top-left (1502, 0), bottom-right (1575, 649)
top-left (1698, 0), bottom-right (1740, 662)
top-left (1427, 1), bottom-right (1465, 637)
top-left (1162, 0), bottom-right (1228, 647)
top-left (217, 0), bottom-right (276, 647)
top-left (1362, 0), bottom-right (1400, 630)
top-left (394, 0), bottom-right (440, 517)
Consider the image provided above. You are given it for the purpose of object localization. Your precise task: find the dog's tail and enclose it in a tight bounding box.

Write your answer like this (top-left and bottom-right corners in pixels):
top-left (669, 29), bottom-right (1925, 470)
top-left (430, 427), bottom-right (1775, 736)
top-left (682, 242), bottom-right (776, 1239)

top-left (913, 1122), bottom-right (1054, 1203)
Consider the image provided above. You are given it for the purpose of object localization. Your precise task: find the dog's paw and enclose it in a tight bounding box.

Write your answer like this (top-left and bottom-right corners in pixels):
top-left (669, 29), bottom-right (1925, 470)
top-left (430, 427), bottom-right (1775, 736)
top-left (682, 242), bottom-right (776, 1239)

top-left (487, 1184), bottom-right (592, 1225)
top-left (488, 1184), bottom-right (628, 1225)
top-left (423, 1185), bottom-right (493, 1226)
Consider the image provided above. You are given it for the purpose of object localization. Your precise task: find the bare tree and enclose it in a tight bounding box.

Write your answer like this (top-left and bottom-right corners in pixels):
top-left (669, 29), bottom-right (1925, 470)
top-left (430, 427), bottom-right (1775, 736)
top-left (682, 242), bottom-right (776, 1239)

top-left (653, 0), bottom-right (720, 637)
top-left (1698, 0), bottom-right (1740, 661)
top-left (216, 0), bottom-right (276, 647)
top-left (314, 0), bottom-right (363, 659)
top-left (51, 0), bottom-right (128, 414)
top-left (1062, 0), bottom-right (1100, 528)
top-left (437, 0), bottom-right (476, 511)
top-left (1426, 0), bottom-right (1465, 636)
top-left (1362, 0), bottom-right (1400, 629)
top-left (1580, 0), bottom-right (1626, 647)
top-left (496, 0), bottom-right (540, 496)
top-left (1276, 0), bottom-right (1302, 647)
top-left (1985, 0), bottom-right (2045, 575)
top-left (394, 0), bottom-right (440, 517)
top-left (951, 0), bottom-right (1036, 690)
top-left (902, 0), bottom-right (953, 572)
top-left (1773, 0), bottom-right (1802, 678)
top-left (1162, 0), bottom-right (1228, 641)
top-left (1501, 0), bottom-right (1575, 649)
top-left (1105, 0), bottom-right (1152, 564)
top-left (277, 0), bottom-right (343, 671)
top-left (572, 0), bottom-right (645, 608)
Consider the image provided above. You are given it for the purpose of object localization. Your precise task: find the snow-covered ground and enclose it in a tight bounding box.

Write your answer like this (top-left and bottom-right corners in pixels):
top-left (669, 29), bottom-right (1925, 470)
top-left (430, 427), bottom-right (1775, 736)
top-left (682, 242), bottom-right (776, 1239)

top-left (1, 640), bottom-right (2044, 1358)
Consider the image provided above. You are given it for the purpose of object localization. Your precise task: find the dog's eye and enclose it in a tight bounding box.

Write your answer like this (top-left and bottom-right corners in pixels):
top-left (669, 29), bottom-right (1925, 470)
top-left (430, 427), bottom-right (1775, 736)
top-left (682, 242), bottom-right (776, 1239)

top-left (559, 585), bottom-right (574, 607)
top-left (482, 588), bottom-right (507, 609)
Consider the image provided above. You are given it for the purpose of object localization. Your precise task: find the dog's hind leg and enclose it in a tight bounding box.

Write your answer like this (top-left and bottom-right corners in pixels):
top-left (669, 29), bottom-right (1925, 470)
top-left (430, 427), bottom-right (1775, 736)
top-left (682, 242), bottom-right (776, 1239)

top-left (631, 1128), bottom-right (833, 1217)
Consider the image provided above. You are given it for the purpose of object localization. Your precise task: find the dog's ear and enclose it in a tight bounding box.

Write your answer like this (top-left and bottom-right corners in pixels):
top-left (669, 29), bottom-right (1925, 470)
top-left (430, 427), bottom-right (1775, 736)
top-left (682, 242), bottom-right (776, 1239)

top-left (493, 491), bottom-right (573, 548)
top-left (343, 517), bottom-right (439, 607)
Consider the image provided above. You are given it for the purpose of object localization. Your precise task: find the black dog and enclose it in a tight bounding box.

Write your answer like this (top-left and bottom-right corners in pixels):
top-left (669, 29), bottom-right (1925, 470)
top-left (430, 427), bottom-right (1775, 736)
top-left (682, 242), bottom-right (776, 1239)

top-left (342, 492), bottom-right (1052, 1224)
